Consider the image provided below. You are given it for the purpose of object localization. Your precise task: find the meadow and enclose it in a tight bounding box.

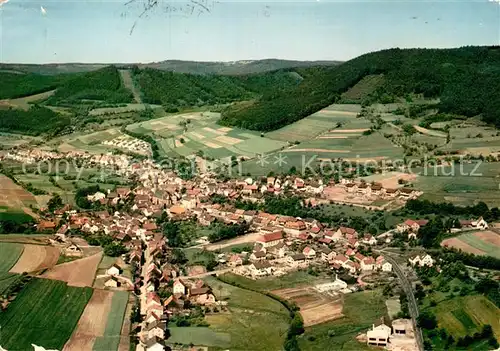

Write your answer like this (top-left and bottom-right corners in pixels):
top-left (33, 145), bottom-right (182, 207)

top-left (0, 278), bottom-right (93, 350)
top-left (198, 276), bottom-right (290, 351)
top-left (297, 289), bottom-right (387, 351)
top-left (218, 271), bottom-right (324, 292)
top-left (0, 243), bottom-right (24, 295)
top-left (93, 291), bottom-right (129, 351)
top-left (441, 231), bottom-right (500, 259)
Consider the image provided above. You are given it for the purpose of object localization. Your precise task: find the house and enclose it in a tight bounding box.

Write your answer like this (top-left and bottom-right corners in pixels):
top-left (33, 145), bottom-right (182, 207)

top-left (283, 221), bottom-right (306, 237)
top-left (392, 319), bottom-right (413, 335)
top-left (168, 205), bottom-right (186, 216)
top-left (256, 231), bottom-right (284, 248)
top-left (333, 254), bottom-right (348, 265)
top-left (319, 247), bottom-right (336, 262)
top-left (106, 264), bottom-right (121, 276)
top-left (195, 292), bottom-right (216, 305)
top-left (399, 187), bottom-right (415, 198)
top-left (367, 318), bottom-right (392, 347)
top-left (335, 227), bottom-right (357, 239)
top-left (142, 320), bottom-right (166, 341)
top-left (250, 261), bottom-right (273, 276)
top-left (37, 221), bottom-right (56, 232)
top-left (287, 253), bottom-right (307, 268)
top-left (104, 276), bottom-right (121, 288)
top-left (396, 219), bottom-right (428, 234)
top-left (173, 279), bottom-right (187, 295)
top-left (344, 261), bottom-right (358, 274)
top-left (143, 336), bottom-right (166, 351)
top-left (250, 250), bottom-right (266, 261)
top-left (302, 246), bottom-right (316, 259)
top-left (145, 311), bottom-right (161, 325)
top-left (362, 234), bottom-right (377, 246)
top-left (459, 217), bottom-right (488, 230)
top-left (408, 254), bottom-right (434, 267)
top-left (361, 257), bottom-right (375, 271)
top-left (228, 254), bottom-right (243, 266)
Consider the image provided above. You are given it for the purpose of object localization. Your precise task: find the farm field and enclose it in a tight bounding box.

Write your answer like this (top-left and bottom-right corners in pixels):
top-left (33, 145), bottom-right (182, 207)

top-left (42, 252), bottom-right (102, 287)
top-left (202, 276), bottom-right (290, 351)
top-left (93, 291), bottom-right (129, 351)
top-left (441, 230), bottom-right (500, 259)
top-left (340, 74), bottom-right (385, 101)
top-left (266, 104), bottom-right (363, 142)
top-left (63, 289), bottom-right (114, 351)
top-left (0, 242), bottom-right (23, 272)
top-left (0, 278), bottom-right (93, 350)
top-left (272, 286), bottom-right (344, 326)
top-left (9, 244), bottom-right (59, 273)
top-left (89, 103), bottom-right (162, 116)
top-left (127, 111), bottom-right (288, 159)
top-left (0, 175), bottom-right (38, 212)
top-left (167, 327), bottom-right (231, 349)
top-left (428, 295), bottom-right (500, 340)
top-left (413, 162), bottom-right (500, 207)
top-left (218, 271), bottom-right (325, 292)
top-left (0, 90), bottom-right (55, 110)
top-left (298, 289), bottom-right (387, 351)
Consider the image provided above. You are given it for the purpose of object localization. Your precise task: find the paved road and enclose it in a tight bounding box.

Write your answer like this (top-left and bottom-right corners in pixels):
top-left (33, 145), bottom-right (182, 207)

top-left (383, 254), bottom-right (425, 351)
top-left (179, 267), bottom-right (234, 279)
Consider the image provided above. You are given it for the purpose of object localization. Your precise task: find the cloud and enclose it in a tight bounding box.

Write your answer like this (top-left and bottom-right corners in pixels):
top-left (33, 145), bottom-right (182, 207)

top-left (0, 0), bottom-right (10, 7)
top-left (41, 5), bottom-right (47, 15)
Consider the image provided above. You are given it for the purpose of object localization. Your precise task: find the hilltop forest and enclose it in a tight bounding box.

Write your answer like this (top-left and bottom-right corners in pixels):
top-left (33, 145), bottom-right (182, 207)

top-left (1, 47), bottom-right (500, 136)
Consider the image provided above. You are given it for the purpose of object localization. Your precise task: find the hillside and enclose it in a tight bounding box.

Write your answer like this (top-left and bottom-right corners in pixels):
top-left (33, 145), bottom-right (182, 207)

top-left (134, 68), bottom-right (303, 108)
top-left (0, 59), bottom-right (339, 76)
top-left (220, 46), bottom-right (500, 131)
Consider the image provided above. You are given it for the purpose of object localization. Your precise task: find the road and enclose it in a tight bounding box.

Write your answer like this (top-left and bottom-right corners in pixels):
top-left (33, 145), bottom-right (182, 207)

top-left (383, 254), bottom-right (425, 351)
top-left (179, 267), bottom-right (234, 279)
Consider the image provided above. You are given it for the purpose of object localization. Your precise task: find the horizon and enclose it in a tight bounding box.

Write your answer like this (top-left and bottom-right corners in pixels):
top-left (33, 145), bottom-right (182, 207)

top-left (0, 0), bottom-right (499, 64)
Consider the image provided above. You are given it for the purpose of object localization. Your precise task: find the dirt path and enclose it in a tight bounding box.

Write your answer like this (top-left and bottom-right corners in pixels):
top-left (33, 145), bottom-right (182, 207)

top-left (9, 244), bottom-right (60, 273)
top-left (42, 252), bottom-right (102, 287)
top-left (63, 289), bottom-right (114, 351)
top-left (119, 69), bottom-right (142, 103)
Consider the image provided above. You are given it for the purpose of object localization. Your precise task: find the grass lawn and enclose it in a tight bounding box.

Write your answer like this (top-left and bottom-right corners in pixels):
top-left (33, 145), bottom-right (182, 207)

top-left (167, 327), bottom-right (231, 348)
top-left (298, 289), bottom-right (387, 351)
top-left (218, 271), bottom-right (325, 292)
top-left (93, 291), bottom-right (129, 351)
top-left (0, 278), bottom-right (93, 350)
top-left (203, 276), bottom-right (290, 351)
top-left (0, 242), bottom-right (24, 272)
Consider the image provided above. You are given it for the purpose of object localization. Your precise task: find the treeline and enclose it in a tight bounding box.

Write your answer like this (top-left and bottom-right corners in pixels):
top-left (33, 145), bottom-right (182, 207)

top-left (207, 221), bottom-right (250, 242)
top-left (0, 71), bottom-right (65, 99)
top-left (0, 105), bottom-right (70, 136)
top-left (438, 248), bottom-right (500, 271)
top-left (134, 68), bottom-right (301, 109)
top-left (405, 199), bottom-right (500, 222)
top-left (221, 46), bottom-right (500, 131)
top-left (45, 66), bottom-right (133, 105)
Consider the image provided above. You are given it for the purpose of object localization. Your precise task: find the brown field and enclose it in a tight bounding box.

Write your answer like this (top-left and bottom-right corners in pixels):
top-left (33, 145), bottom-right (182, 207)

top-left (330, 129), bottom-right (369, 133)
top-left (217, 127), bottom-right (233, 133)
top-left (0, 175), bottom-right (38, 210)
top-left (441, 237), bottom-right (486, 256)
top-left (42, 252), bottom-right (102, 287)
top-left (214, 135), bottom-right (243, 145)
top-left (474, 231), bottom-right (500, 246)
top-left (63, 289), bottom-right (114, 351)
top-left (319, 110), bottom-right (357, 116)
top-left (203, 127), bottom-right (225, 135)
top-left (204, 141), bottom-right (222, 149)
top-left (9, 244), bottom-right (60, 273)
top-left (378, 173), bottom-right (416, 188)
top-left (318, 136), bottom-right (349, 139)
top-left (272, 287), bottom-right (344, 326)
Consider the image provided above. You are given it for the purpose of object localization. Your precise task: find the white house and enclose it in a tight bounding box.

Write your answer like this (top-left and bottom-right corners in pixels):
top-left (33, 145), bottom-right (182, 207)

top-left (173, 279), bottom-right (186, 295)
top-left (361, 257), bottom-right (375, 271)
top-left (459, 217), bottom-right (488, 230)
top-left (106, 264), bottom-right (121, 276)
top-left (302, 246), bottom-right (316, 259)
top-left (408, 254), bottom-right (434, 267)
top-left (104, 276), bottom-right (121, 288)
top-left (367, 320), bottom-right (392, 347)
top-left (256, 231), bottom-right (284, 248)
top-left (250, 261), bottom-right (273, 277)
top-left (362, 234), bottom-right (377, 246)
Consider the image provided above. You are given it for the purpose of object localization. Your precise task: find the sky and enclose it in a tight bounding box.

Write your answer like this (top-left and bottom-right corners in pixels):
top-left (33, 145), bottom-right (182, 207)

top-left (0, 0), bottom-right (499, 63)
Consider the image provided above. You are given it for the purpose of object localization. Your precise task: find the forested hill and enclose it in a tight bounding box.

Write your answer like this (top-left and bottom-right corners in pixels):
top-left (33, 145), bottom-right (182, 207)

top-left (219, 46), bottom-right (500, 131)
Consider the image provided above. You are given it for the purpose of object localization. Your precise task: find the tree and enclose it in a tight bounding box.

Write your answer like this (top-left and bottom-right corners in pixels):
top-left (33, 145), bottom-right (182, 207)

top-left (418, 311), bottom-right (437, 330)
top-left (47, 194), bottom-right (64, 212)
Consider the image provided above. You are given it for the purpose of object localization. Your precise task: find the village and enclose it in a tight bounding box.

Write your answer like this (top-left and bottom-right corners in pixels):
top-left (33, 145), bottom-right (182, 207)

top-left (3, 147), bottom-right (494, 351)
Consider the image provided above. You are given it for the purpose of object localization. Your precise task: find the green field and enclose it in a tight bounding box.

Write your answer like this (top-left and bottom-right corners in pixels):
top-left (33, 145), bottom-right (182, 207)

top-left (414, 162), bottom-right (500, 207)
top-left (167, 327), bottom-right (231, 348)
top-left (0, 272), bottom-right (23, 295)
top-left (0, 242), bottom-right (23, 272)
top-left (0, 278), bottom-right (93, 350)
top-left (202, 276), bottom-right (290, 350)
top-left (218, 271), bottom-right (324, 292)
top-left (428, 295), bottom-right (500, 340)
top-left (298, 289), bottom-right (387, 351)
top-left (93, 291), bottom-right (129, 351)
